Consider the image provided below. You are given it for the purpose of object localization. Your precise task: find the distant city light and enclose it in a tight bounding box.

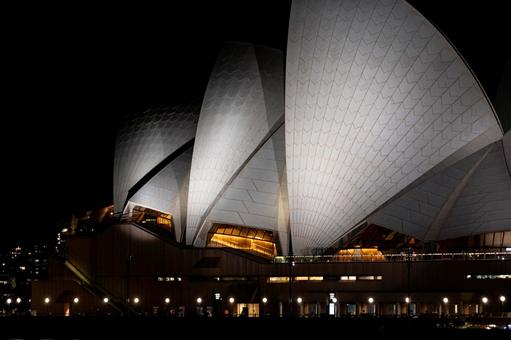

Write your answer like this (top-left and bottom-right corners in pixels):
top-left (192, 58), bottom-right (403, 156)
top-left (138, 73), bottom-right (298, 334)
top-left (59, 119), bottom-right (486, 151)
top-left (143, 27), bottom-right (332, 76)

top-left (196, 297), bottom-right (202, 304)
top-left (164, 297), bottom-right (170, 304)
top-left (368, 297), bottom-right (374, 304)
top-left (262, 297), bottom-right (268, 304)
top-left (229, 297), bottom-right (235, 304)
top-left (73, 297), bottom-right (79, 304)
top-left (482, 297), bottom-right (488, 304)
top-left (103, 297), bottom-right (109, 303)
top-left (297, 297), bottom-right (303, 304)
top-left (443, 297), bottom-right (449, 304)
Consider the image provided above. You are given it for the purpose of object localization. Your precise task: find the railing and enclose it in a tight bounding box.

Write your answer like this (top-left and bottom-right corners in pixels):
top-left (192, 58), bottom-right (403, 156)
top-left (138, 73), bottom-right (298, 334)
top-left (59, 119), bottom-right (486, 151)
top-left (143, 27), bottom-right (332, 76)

top-left (274, 251), bottom-right (511, 263)
top-left (63, 258), bottom-right (135, 315)
top-left (75, 212), bottom-right (511, 264)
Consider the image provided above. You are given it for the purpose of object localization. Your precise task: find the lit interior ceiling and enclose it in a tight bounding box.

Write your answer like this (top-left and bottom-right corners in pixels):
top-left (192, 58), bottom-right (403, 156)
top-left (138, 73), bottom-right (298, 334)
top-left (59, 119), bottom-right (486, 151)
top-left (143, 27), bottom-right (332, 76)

top-left (207, 224), bottom-right (277, 259)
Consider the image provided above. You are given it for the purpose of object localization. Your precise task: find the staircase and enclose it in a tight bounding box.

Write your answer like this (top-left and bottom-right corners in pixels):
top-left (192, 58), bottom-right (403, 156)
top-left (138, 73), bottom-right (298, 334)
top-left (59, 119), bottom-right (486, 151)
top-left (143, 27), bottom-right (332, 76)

top-left (63, 258), bottom-right (135, 315)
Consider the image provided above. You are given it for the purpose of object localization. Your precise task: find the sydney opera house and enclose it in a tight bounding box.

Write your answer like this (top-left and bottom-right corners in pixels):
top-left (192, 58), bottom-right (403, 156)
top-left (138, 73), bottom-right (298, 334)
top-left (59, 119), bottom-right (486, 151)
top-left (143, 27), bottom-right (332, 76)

top-left (38, 0), bottom-right (510, 318)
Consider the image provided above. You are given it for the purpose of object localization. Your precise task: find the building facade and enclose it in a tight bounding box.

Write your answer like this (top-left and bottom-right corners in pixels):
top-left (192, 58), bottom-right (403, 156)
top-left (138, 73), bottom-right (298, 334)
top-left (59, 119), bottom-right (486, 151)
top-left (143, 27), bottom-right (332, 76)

top-left (37, 0), bottom-right (511, 318)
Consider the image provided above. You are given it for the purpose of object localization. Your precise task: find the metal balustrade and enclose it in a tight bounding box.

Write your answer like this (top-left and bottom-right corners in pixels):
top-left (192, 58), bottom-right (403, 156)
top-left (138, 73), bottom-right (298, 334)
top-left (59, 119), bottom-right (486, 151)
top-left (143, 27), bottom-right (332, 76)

top-left (274, 251), bottom-right (511, 263)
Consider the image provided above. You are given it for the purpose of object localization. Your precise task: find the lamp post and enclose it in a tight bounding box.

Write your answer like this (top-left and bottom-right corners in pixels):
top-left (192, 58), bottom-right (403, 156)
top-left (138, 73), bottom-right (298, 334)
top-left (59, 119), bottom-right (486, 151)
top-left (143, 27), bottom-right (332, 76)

top-left (368, 297), bottom-right (375, 315)
top-left (481, 297), bottom-right (488, 314)
top-left (442, 297), bottom-right (449, 317)
top-left (500, 295), bottom-right (506, 315)
top-left (406, 247), bottom-right (412, 317)
top-left (262, 297), bottom-right (268, 317)
top-left (288, 255), bottom-right (294, 316)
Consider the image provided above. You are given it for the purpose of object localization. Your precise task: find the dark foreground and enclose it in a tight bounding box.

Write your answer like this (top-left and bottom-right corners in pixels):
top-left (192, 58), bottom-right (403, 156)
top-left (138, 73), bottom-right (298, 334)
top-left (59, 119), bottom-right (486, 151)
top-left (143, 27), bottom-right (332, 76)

top-left (0, 316), bottom-right (510, 339)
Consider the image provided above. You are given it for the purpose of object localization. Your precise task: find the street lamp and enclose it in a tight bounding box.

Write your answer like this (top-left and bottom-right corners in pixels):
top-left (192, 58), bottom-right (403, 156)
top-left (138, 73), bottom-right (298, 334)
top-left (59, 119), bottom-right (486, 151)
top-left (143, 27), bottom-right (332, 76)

top-left (16, 298), bottom-right (21, 304)
top-left (482, 297), bottom-right (488, 304)
top-left (73, 297), bottom-right (79, 304)
top-left (405, 297), bottom-right (410, 304)
top-left (196, 297), bottom-right (202, 304)
top-left (44, 297), bottom-right (50, 304)
top-left (164, 297), bottom-right (170, 304)
top-left (442, 297), bottom-right (449, 316)
top-left (229, 297), bottom-right (235, 304)
top-left (262, 297), bottom-right (268, 304)
top-left (133, 297), bottom-right (140, 304)
top-left (297, 297), bottom-right (303, 304)
top-left (6, 298), bottom-right (12, 305)
top-left (500, 295), bottom-right (506, 303)
top-left (368, 297), bottom-right (375, 315)
top-left (103, 297), bottom-right (109, 304)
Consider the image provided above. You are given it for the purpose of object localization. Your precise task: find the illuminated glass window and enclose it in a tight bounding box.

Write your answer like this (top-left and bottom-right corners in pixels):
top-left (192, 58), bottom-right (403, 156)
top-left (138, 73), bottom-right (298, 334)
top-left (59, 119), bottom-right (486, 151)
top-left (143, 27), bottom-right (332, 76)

top-left (268, 277), bottom-right (290, 283)
top-left (294, 276), bottom-right (309, 281)
top-left (157, 275), bottom-right (180, 283)
top-left (221, 277), bottom-right (248, 281)
top-left (236, 303), bottom-right (259, 317)
top-left (358, 276), bottom-right (375, 281)
top-left (466, 274), bottom-right (511, 280)
top-left (293, 276), bottom-right (324, 281)
top-left (340, 276), bottom-right (357, 281)
top-left (308, 276), bottom-right (324, 281)
top-left (335, 248), bottom-right (385, 261)
top-left (207, 224), bottom-right (277, 259)
top-left (131, 206), bottom-right (174, 237)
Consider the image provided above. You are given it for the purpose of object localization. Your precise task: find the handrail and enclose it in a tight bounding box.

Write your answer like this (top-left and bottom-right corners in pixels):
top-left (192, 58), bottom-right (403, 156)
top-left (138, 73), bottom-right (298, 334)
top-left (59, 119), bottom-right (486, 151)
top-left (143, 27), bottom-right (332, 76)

top-left (63, 258), bottom-right (135, 315)
top-left (274, 251), bottom-right (511, 263)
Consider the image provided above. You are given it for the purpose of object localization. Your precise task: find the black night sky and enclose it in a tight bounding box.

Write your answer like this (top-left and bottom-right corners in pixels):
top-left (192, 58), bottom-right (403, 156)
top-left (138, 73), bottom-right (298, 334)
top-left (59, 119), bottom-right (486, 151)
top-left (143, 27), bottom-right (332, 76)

top-left (15, 1), bottom-right (511, 249)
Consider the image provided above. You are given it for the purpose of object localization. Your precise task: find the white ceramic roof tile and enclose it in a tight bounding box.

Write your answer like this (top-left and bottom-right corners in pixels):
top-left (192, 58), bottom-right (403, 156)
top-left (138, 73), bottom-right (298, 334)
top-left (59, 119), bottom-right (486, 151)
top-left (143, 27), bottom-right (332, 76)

top-left (286, 0), bottom-right (502, 253)
top-left (186, 42), bottom-right (284, 245)
top-left (113, 105), bottom-right (199, 213)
